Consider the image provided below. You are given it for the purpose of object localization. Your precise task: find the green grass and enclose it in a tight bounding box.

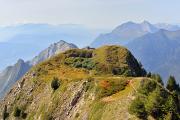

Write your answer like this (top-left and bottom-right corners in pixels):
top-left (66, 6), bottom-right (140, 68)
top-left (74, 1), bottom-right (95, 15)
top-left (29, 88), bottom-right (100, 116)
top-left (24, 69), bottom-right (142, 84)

top-left (89, 101), bottom-right (106, 120)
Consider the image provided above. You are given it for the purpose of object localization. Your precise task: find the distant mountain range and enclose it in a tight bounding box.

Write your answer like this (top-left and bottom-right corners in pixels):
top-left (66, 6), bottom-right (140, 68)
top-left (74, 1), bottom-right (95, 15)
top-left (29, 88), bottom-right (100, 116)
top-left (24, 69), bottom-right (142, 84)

top-left (155, 23), bottom-right (180, 31)
top-left (0, 23), bottom-right (103, 70)
top-left (0, 40), bottom-right (77, 98)
top-left (90, 21), bottom-right (180, 48)
top-left (127, 29), bottom-right (180, 83)
top-left (91, 21), bottom-right (180, 83)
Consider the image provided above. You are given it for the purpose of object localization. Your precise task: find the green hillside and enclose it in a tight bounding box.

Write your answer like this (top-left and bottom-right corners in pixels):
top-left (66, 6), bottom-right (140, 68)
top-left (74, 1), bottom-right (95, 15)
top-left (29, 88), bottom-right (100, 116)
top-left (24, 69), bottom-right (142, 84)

top-left (0, 46), bottom-right (179, 120)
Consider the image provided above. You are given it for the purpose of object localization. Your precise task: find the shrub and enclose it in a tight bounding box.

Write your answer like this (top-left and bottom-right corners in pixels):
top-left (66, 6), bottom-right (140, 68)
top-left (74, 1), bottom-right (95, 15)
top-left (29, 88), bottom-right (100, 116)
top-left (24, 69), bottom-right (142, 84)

top-left (21, 111), bottom-right (27, 119)
top-left (129, 97), bottom-right (147, 119)
top-left (82, 59), bottom-right (95, 70)
top-left (65, 57), bottom-right (95, 70)
top-left (3, 105), bottom-right (9, 120)
top-left (112, 67), bottom-right (126, 75)
top-left (73, 61), bottom-right (82, 68)
top-left (151, 74), bottom-right (164, 86)
top-left (75, 113), bottom-right (80, 118)
top-left (13, 106), bottom-right (21, 117)
top-left (112, 67), bottom-right (121, 75)
top-left (138, 80), bottom-right (157, 95)
top-left (146, 72), bottom-right (151, 77)
top-left (51, 77), bottom-right (60, 91)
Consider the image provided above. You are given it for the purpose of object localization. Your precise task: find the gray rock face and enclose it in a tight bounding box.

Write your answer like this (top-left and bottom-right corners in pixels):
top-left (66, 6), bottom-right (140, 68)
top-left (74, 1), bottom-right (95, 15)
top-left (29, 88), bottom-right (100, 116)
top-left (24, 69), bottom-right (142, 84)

top-left (28, 40), bottom-right (77, 66)
top-left (0, 40), bottom-right (78, 98)
top-left (0, 59), bottom-right (31, 98)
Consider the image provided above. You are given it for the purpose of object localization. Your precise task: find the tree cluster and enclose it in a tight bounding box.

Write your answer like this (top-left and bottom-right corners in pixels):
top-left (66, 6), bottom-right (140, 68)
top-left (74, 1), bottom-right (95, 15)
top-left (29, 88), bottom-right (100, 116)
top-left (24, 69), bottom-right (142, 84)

top-left (129, 75), bottom-right (180, 120)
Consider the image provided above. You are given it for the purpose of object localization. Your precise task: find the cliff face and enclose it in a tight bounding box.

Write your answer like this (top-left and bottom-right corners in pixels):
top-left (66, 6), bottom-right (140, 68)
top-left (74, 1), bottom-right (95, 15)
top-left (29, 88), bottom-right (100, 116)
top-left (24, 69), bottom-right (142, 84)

top-left (0, 59), bottom-right (31, 99)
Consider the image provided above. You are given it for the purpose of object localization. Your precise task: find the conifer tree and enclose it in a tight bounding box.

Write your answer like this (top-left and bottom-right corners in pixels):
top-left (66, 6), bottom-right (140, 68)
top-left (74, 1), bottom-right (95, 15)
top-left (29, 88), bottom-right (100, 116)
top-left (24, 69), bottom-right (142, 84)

top-left (166, 76), bottom-right (178, 92)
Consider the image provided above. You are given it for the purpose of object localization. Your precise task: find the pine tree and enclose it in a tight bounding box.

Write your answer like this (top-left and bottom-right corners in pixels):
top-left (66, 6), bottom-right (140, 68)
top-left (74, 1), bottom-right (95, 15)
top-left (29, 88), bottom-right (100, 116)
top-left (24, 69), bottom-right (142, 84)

top-left (166, 76), bottom-right (178, 92)
top-left (129, 97), bottom-right (147, 119)
top-left (152, 74), bottom-right (164, 86)
top-left (145, 87), bottom-right (166, 119)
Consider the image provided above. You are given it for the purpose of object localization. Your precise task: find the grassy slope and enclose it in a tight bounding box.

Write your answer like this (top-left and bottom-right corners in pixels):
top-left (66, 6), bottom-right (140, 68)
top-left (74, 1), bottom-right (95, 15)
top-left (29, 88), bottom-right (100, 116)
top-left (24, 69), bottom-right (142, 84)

top-left (0, 46), bottom-right (147, 120)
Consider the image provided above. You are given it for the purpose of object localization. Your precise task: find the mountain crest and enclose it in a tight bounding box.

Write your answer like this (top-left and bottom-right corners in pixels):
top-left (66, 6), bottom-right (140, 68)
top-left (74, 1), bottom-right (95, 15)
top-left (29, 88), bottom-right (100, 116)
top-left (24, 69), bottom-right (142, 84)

top-left (0, 40), bottom-right (78, 99)
top-left (29, 40), bottom-right (78, 66)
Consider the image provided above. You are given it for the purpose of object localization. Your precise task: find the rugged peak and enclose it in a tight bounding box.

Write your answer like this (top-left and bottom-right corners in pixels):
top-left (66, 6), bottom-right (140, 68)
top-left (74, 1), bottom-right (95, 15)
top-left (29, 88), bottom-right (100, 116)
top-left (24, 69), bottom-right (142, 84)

top-left (51, 40), bottom-right (67, 46)
top-left (114, 21), bottom-right (137, 31)
top-left (141, 20), bottom-right (151, 25)
top-left (29, 40), bottom-right (78, 66)
top-left (17, 59), bottom-right (25, 64)
top-left (112, 21), bottom-right (157, 33)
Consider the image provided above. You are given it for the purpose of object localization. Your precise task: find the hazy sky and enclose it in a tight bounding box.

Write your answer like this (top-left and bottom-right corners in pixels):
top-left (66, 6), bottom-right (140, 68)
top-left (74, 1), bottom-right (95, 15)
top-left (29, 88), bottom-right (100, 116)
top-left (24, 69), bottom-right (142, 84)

top-left (0, 0), bottom-right (180, 28)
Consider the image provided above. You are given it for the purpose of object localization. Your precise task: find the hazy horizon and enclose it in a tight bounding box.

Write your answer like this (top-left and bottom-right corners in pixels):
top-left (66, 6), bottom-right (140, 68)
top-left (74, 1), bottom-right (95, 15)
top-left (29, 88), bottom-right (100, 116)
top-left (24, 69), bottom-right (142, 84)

top-left (0, 0), bottom-right (180, 29)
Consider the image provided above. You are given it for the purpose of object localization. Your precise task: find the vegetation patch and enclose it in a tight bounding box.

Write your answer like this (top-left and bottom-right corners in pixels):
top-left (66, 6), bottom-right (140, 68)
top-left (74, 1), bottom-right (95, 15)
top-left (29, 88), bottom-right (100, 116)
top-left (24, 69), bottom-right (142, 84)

top-left (51, 77), bottom-right (60, 91)
top-left (96, 78), bottom-right (128, 98)
top-left (129, 75), bottom-right (180, 119)
top-left (13, 106), bottom-right (21, 117)
top-left (2, 105), bottom-right (9, 120)
top-left (89, 101), bottom-right (106, 120)
top-left (64, 57), bottom-right (96, 70)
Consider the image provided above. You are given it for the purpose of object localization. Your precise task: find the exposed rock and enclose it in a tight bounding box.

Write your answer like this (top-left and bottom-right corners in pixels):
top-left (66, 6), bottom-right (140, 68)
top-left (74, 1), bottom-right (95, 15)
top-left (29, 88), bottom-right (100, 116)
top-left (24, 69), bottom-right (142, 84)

top-left (0, 40), bottom-right (78, 99)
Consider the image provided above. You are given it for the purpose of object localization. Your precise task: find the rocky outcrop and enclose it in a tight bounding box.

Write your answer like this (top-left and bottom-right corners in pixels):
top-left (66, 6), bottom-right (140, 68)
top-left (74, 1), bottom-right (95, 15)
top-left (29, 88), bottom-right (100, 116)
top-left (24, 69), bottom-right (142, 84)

top-left (0, 40), bottom-right (78, 99)
top-left (29, 40), bottom-right (77, 66)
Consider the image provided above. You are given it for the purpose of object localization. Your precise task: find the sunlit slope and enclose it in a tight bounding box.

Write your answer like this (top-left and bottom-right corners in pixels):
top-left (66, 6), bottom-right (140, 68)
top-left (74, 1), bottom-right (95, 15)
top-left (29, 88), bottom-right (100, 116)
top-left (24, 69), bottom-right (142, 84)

top-left (0, 45), bottom-right (148, 120)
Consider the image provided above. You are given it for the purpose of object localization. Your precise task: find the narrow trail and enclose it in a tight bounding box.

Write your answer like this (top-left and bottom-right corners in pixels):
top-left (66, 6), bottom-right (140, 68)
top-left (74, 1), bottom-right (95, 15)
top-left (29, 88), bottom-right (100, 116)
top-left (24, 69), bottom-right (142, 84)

top-left (128, 80), bottom-right (138, 93)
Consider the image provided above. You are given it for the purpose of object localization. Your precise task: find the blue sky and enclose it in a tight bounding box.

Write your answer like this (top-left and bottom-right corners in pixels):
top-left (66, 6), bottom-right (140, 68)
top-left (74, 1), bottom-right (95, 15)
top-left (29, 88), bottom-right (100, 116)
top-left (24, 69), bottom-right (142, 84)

top-left (0, 0), bottom-right (179, 28)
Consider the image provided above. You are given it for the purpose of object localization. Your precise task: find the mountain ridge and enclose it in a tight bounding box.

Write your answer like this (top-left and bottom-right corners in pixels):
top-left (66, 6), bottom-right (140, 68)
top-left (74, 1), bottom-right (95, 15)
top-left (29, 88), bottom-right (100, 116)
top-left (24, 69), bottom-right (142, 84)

top-left (0, 45), bottom-right (146, 119)
top-left (90, 21), bottom-right (180, 48)
top-left (0, 40), bottom-right (78, 98)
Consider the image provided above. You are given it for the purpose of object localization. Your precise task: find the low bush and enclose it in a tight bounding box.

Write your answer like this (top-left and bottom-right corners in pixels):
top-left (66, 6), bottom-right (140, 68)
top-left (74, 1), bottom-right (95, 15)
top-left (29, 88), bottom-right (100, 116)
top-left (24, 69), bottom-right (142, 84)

top-left (3, 105), bottom-right (9, 120)
top-left (51, 77), bottom-right (60, 91)
top-left (64, 57), bottom-right (95, 70)
top-left (13, 106), bottom-right (21, 117)
top-left (129, 97), bottom-right (147, 119)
